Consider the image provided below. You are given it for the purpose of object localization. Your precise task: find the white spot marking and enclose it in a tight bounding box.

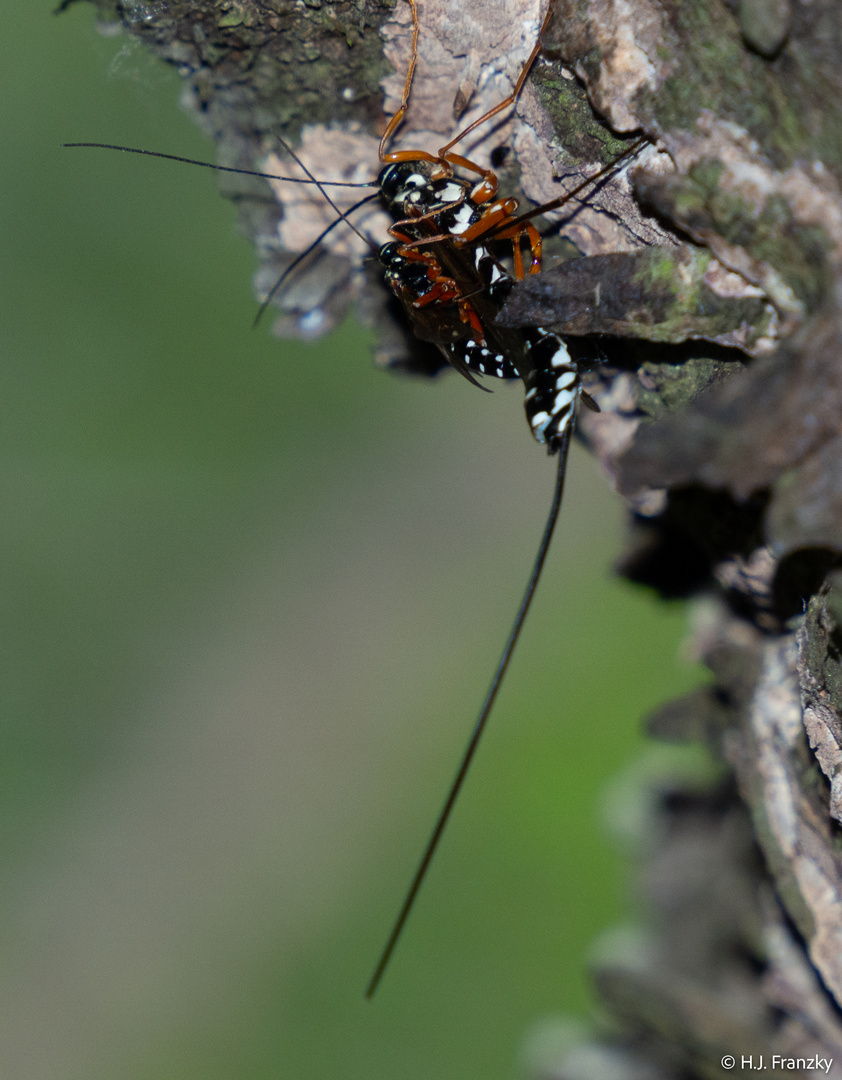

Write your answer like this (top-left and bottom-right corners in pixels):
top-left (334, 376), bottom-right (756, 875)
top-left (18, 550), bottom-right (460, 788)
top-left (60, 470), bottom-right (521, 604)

top-left (530, 411), bottom-right (552, 443)
top-left (550, 343), bottom-right (572, 367)
top-left (449, 205), bottom-right (475, 234)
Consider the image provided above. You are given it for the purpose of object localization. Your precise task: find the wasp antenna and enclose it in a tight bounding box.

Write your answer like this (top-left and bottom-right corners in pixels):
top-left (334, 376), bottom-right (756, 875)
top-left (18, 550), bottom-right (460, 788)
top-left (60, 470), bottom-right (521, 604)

top-left (488, 136), bottom-right (649, 242)
top-left (253, 192), bottom-right (380, 330)
top-left (365, 424), bottom-right (574, 999)
top-left (273, 135), bottom-right (376, 249)
top-left (62, 143), bottom-right (376, 188)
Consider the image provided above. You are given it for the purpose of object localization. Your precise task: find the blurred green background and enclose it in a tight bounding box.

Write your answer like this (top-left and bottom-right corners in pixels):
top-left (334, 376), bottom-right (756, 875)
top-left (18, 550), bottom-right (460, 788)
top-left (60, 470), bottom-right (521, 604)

top-left (2, 6), bottom-right (704, 1079)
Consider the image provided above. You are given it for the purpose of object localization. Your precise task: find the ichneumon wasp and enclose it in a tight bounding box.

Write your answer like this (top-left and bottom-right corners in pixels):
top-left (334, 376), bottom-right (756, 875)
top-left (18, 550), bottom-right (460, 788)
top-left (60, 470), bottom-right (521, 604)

top-left (64, 0), bottom-right (658, 997)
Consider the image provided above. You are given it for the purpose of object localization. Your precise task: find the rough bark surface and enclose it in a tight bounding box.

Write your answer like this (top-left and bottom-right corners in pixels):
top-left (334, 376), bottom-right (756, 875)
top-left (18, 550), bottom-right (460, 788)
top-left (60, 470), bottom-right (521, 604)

top-left (66, 0), bottom-right (842, 1075)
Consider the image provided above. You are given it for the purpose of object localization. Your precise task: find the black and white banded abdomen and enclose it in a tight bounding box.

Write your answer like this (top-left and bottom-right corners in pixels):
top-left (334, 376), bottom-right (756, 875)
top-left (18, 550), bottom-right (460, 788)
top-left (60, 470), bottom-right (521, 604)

top-left (521, 330), bottom-right (580, 452)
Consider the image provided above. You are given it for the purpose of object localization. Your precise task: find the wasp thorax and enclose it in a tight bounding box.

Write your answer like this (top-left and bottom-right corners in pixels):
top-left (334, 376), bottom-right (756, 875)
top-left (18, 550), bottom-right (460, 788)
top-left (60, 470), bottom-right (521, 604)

top-left (377, 161), bottom-right (435, 209)
top-left (378, 160), bottom-right (475, 219)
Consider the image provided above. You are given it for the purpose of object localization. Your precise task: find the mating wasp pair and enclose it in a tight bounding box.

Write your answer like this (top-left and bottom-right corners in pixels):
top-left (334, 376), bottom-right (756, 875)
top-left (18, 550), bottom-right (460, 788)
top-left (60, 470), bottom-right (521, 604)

top-left (66, 0), bottom-right (651, 996)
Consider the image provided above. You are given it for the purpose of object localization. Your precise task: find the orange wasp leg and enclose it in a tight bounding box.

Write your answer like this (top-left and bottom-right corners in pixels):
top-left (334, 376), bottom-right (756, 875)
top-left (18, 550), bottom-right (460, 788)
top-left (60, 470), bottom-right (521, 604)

top-left (378, 0), bottom-right (555, 277)
top-left (379, 0), bottom-right (555, 193)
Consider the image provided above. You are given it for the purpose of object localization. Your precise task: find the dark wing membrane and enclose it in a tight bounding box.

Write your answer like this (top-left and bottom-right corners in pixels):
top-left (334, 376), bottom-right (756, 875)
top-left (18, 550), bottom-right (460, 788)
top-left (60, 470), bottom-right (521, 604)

top-left (427, 235), bottom-right (532, 380)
